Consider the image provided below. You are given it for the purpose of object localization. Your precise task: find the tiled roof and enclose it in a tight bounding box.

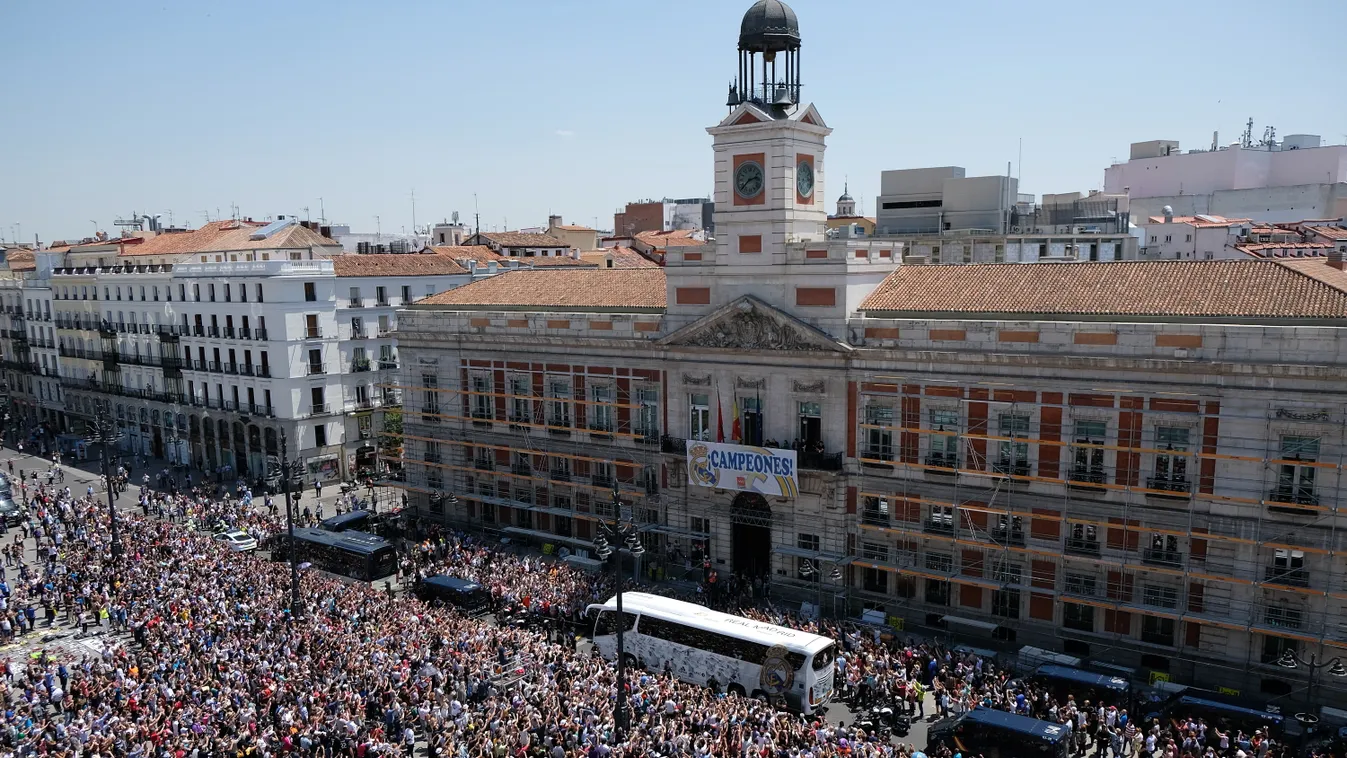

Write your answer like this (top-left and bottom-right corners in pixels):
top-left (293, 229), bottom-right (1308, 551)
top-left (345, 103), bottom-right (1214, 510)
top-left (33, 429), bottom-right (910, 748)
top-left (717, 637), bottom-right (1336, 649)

top-left (1234, 242), bottom-right (1334, 258)
top-left (552, 224), bottom-right (596, 231)
top-left (332, 254), bottom-right (467, 277)
top-left (515, 255), bottom-right (595, 268)
top-left (858, 260), bottom-right (1347, 319)
top-left (1145, 215), bottom-right (1250, 228)
top-left (116, 220), bottom-right (340, 257)
top-left (1306, 226), bottom-right (1347, 241)
top-left (427, 245), bottom-right (503, 264)
top-left (579, 247), bottom-right (661, 269)
top-left (418, 268), bottom-right (667, 311)
top-left (634, 229), bottom-right (708, 249)
top-left (481, 232), bottom-right (567, 248)
top-left (3, 249), bottom-right (34, 271)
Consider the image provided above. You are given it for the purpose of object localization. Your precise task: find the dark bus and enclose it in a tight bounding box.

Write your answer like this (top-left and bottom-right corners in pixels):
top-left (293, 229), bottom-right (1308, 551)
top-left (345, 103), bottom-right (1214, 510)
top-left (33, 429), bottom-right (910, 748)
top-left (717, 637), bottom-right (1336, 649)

top-left (282, 527), bottom-right (397, 581)
top-left (1028, 664), bottom-right (1133, 707)
top-left (1147, 691), bottom-right (1286, 737)
top-left (320, 510), bottom-right (372, 533)
top-left (415, 575), bottom-right (492, 614)
top-left (928, 707), bottom-right (1072, 758)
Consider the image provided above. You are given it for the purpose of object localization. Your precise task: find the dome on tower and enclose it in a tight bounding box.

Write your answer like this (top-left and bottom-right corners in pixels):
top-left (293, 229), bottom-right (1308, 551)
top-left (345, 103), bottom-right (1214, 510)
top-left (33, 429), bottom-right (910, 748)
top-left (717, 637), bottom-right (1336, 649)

top-left (739, 0), bottom-right (801, 52)
top-left (838, 189), bottom-right (853, 202)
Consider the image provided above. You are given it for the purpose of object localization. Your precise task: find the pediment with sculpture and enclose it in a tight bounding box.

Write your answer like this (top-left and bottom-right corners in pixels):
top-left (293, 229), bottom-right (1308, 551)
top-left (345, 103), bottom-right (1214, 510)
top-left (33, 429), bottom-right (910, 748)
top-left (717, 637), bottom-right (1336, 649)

top-left (659, 296), bottom-right (850, 353)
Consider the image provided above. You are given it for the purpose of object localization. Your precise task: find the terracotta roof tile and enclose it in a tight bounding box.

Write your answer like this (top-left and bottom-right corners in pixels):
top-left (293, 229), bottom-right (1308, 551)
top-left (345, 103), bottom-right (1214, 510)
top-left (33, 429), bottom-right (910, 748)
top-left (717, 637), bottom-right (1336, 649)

top-left (427, 245), bottom-right (503, 264)
top-left (1234, 242), bottom-right (1334, 258)
top-left (332, 254), bottom-right (467, 277)
top-left (634, 229), bottom-right (708, 249)
top-left (552, 224), bottom-right (596, 231)
top-left (418, 268), bottom-right (666, 311)
top-left (116, 220), bottom-right (340, 257)
top-left (480, 231), bottom-right (567, 248)
top-left (516, 255), bottom-right (596, 268)
top-left (578, 247), bottom-right (661, 269)
top-left (858, 260), bottom-right (1347, 319)
top-left (3, 249), bottom-right (34, 271)
top-left (1145, 214), bottom-right (1251, 228)
top-left (1306, 226), bottom-right (1347, 241)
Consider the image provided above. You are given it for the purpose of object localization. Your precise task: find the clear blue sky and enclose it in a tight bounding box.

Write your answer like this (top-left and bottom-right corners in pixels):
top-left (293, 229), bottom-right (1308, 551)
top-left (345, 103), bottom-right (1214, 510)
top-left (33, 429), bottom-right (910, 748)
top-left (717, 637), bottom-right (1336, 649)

top-left (2, 0), bottom-right (1343, 244)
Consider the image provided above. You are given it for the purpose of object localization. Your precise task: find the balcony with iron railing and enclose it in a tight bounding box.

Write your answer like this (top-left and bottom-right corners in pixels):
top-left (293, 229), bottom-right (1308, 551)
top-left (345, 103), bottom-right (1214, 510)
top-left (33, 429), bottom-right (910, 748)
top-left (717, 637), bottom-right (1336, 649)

top-left (378, 360), bottom-right (398, 371)
top-left (1146, 476), bottom-right (1191, 498)
top-left (348, 299), bottom-right (365, 309)
top-left (1267, 485), bottom-right (1319, 511)
top-left (309, 403), bottom-right (330, 416)
top-left (993, 458), bottom-right (1031, 477)
top-left (1065, 538), bottom-right (1102, 557)
top-left (990, 527), bottom-right (1026, 547)
top-left (1264, 565), bottom-right (1310, 588)
top-left (661, 435), bottom-right (686, 454)
top-left (1143, 548), bottom-right (1184, 568)
top-left (924, 518), bottom-right (955, 536)
top-left (1069, 466), bottom-right (1107, 488)
top-left (550, 468), bottom-right (572, 482)
top-left (255, 328), bottom-right (268, 340)
top-left (352, 358), bottom-right (371, 372)
top-left (306, 327), bottom-right (322, 339)
top-left (308, 363), bottom-right (326, 376)
top-left (473, 458), bottom-right (495, 471)
top-left (799, 448), bottom-right (844, 471)
top-left (925, 452), bottom-right (959, 472)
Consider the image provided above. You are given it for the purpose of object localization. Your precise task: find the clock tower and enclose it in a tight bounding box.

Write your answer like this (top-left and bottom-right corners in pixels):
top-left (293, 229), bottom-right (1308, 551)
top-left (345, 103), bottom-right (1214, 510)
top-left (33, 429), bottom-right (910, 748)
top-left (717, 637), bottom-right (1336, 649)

top-left (709, 0), bottom-right (830, 264)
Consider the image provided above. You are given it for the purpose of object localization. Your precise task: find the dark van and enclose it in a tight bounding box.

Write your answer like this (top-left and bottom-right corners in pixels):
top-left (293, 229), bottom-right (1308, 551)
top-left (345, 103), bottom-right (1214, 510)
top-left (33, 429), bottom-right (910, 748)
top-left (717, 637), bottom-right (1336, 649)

top-left (320, 509), bottom-right (372, 533)
top-left (928, 707), bottom-right (1072, 758)
top-left (416, 575), bottom-right (491, 614)
top-left (1029, 664), bottom-right (1133, 708)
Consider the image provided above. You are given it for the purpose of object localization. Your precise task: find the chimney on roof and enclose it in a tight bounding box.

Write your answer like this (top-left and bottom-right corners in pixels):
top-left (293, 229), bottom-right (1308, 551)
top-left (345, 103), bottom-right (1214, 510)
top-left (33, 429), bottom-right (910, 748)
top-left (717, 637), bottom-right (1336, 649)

top-left (466, 260), bottom-right (477, 274)
top-left (487, 261), bottom-right (498, 275)
top-left (548, 214), bottom-right (562, 229)
top-left (1163, 205), bottom-right (1174, 223)
top-left (1329, 247), bottom-right (1346, 271)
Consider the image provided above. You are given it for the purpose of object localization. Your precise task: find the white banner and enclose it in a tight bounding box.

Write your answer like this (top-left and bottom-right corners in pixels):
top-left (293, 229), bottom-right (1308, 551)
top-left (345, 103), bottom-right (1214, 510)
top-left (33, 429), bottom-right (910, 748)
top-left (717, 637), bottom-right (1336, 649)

top-left (686, 440), bottom-right (799, 497)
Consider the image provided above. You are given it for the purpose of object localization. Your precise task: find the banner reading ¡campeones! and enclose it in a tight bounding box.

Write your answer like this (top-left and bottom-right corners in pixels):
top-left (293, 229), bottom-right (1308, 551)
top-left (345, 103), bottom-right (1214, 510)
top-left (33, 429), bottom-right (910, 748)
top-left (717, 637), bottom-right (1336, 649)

top-left (686, 440), bottom-right (799, 497)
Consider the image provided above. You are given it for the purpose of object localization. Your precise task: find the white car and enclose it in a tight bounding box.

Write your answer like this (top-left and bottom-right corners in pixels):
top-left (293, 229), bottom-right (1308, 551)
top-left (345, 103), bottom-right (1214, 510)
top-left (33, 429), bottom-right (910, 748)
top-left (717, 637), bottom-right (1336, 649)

top-left (213, 529), bottom-right (258, 552)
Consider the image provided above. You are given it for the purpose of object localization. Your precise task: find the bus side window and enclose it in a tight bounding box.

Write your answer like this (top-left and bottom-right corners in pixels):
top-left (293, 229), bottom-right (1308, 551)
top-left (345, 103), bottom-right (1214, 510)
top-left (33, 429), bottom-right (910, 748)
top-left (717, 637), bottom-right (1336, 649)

top-left (598, 611), bottom-right (638, 635)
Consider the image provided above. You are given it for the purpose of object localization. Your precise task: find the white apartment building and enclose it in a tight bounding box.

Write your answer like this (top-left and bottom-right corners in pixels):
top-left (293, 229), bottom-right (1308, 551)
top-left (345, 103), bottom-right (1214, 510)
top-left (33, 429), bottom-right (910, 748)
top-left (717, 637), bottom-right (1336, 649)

top-left (1104, 136), bottom-right (1347, 225)
top-left (0, 219), bottom-right (490, 484)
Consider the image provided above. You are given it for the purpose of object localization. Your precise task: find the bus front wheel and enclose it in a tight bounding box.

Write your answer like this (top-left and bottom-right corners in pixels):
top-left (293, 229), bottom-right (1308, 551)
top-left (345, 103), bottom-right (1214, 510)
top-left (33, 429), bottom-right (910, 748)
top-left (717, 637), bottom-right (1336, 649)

top-left (622, 653), bottom-right (638, 670)
top-left (727, 684), bottom-right (746, 698)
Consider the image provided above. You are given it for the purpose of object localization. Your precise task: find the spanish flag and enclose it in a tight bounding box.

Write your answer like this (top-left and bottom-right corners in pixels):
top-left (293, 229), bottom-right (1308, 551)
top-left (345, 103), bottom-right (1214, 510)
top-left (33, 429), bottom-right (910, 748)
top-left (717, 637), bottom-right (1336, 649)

top-left (731, 399), bottom-right (742, 443)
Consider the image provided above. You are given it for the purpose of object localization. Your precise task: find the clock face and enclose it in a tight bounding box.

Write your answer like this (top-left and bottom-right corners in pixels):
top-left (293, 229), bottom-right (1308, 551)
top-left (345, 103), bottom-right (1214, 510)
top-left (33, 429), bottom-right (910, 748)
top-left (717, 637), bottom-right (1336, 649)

top-left (797, 160), bottom-right (815, 198)
top-left (734, 160), bottom-right (764, 199)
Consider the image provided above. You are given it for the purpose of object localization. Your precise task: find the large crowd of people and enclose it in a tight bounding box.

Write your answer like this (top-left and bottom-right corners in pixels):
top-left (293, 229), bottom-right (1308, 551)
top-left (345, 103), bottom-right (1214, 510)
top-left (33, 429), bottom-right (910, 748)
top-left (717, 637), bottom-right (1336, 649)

top-left (0, 448), bottom-right (1334, 758)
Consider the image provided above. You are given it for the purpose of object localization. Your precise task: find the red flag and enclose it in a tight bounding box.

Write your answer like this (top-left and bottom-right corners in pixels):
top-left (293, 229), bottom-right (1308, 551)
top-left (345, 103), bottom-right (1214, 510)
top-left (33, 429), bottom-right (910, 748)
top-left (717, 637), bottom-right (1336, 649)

top-left (716, 396), bottom-right (725, 443)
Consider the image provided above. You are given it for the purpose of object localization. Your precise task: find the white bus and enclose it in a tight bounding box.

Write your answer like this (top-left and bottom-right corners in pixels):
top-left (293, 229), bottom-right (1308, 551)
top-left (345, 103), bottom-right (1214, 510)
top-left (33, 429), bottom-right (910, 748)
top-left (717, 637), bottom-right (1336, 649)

top-left (587, 592), bottom-right (836, 714)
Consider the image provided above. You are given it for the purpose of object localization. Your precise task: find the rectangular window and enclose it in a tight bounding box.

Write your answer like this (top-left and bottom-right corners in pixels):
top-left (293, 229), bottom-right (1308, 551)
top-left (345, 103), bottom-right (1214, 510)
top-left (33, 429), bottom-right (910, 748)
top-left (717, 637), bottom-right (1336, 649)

top-left (1071, 420), bottom-right (1107, 484)
top-left (740, 396), bottom-right (763, 446)
top-left (305, 314), bottom-right (320, 338)
top-left (350, 317), bottom-right (364, 339)
top-left (861, 495), bottom-right (890, 526)
top-left (928, 409), bottom-right (959, 468)
top-left (996, 414), bottom-right (1030, 476)
top-left (1064, 573), bottom-right (1097, 597)
top-left (547, 377), bottom-right (572, 428)
top-left (1141, 615), bottom-right (1175, 646)
top-left (925, 579), bottom-right (950, 606)
top-left (925, 551), bottom-right (953, 573)
top-left (421, 374), bottom-right (439, 420)
top-left (927, 504), bottom-right (954, 533)
top-left (314, 424), bottom-right (327, 447)
top-left (991, 588), bottom-right (1020, 619)
top-left (223, 283), bottom-right (231, 302)
top-left (689, 393), bottom-right (710, 441)
top-left (1068, 524), bottom-right (1099, 555)
top-left (796, 533), bottom-right (820, 582)
top-left (1275, 436), bottom-right (1320, 505)
top-left (509, 375), bottom-right (531, 423)
top-left (1063, 603), bottom-right (1093, 632)
top-left (304, 282), bottom-right (317, 301)
top-left (590, 385), bottom-right (614, 432)
top-left (256, 283), bottom-right (264, 302)
top-left (470, 374), bottom-right (492, 419)
top-left (239, 284), bottom-right (247, 303)
top-left (1151, 426), bottom-right (1190, 492)
top-left (798, 401), bottom-right (821, 446)
top-left (991, 560), bottom-right (1022, 585)
top-left (376, 286), bottom-right (387, 305)
top-left (401, 285), bottom-right (412, 304)
top-left (193, 284), bottom-right (200, 302)
top-left (864, 405), bottom-right (893, 461)
top-left (307, 349), bottom-right (324, 375)
top-left (1269, 548), bottom-right (1307, 587)
top-left (349, 286), bottom-right (362, 307)
top-left (636, 388), bottom-right (660, 441)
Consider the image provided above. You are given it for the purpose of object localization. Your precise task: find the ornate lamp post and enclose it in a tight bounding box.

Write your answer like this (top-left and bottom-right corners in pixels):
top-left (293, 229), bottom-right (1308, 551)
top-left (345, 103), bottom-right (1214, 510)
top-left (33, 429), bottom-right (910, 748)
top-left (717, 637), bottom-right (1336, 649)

top-left (279, 429), bottom-right (303, 619)
top-left (593, 484), bottom-right (645, 738)
top-left (1277, 649), bottom-right (1347, 714)
top-left (68, 399), bottom-right (124, 559)
top-left (798, 558), bottom-right (844, 619)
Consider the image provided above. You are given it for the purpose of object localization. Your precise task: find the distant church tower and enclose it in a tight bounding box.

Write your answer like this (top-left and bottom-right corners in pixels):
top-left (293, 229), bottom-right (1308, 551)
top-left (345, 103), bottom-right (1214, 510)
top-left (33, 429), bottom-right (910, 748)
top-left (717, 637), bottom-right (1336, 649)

top-left (836, 182), bottom-right (856, 217)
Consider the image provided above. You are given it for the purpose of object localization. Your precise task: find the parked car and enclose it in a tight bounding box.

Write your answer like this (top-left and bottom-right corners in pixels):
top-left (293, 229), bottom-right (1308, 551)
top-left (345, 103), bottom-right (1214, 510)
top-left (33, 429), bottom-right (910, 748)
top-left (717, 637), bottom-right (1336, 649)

top-left (213, 529), bottom-right (259, 552)
top-left (0, 497), bottom-right (24, 527)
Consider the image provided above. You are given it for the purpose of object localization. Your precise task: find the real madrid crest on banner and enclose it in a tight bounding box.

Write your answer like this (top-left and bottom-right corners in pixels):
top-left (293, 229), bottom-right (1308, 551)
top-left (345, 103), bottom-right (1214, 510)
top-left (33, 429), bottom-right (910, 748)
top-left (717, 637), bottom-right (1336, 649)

top-left (758, 645), bottom-right (795, 696)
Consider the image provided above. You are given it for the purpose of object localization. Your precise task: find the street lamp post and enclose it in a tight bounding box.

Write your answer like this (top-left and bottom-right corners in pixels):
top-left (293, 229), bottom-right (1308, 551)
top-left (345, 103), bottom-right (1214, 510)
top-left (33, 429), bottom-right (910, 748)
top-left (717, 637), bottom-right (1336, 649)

top-left (799, 558), bottom-right (844, 619)
top-left (1276, 649), bottom-right (1347, 712)
top-left (593, 484), bottom-right (645, 739)
top-left (279, 429), bottom-right (302, 619)
top-left (69, 402), bottom-right (124, 560)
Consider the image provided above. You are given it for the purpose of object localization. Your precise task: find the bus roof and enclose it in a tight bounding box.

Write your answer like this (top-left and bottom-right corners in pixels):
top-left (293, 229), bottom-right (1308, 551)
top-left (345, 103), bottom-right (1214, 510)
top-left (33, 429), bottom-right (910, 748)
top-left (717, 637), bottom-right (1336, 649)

top-left (963, 708), bottom-right (1072, 742)
top-left (320, 510), bottom-right (371, 531)
top-left (293, 527), bottom-right (391, 555)
top-left (423, 575), bottom-right (484, 593)
top-left (1034, 664), bottom-right (1130, 693)
top-left (591, 592), bottom-right (834, 655)
top-left (1176, 695), bottom-right (1283, 725)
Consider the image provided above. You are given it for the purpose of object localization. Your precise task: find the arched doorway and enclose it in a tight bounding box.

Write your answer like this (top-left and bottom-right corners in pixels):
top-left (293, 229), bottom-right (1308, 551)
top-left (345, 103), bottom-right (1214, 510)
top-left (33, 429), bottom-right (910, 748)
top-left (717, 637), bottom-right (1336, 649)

top-left (731, 492), bottom-right (772, 579)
